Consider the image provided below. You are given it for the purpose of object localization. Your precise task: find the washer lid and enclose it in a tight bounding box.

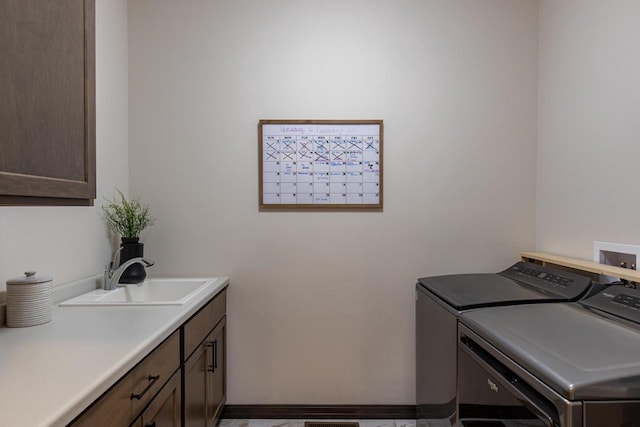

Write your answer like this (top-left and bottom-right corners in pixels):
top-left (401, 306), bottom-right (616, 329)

top-left (417, 262), bottom-right (592, 310)
top-left (418, 273), bottom-right (550, 310)
top-left (460, 295), bottom-right (640, 400)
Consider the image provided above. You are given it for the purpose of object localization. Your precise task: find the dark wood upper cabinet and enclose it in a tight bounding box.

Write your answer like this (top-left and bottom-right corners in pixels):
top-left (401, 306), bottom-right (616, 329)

top-left (0, 0), bottom-right (96, 206)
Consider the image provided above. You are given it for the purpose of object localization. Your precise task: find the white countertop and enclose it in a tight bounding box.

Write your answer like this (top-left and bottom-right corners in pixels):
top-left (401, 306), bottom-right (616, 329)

top-left (0, 276), bottom-right (229, 427)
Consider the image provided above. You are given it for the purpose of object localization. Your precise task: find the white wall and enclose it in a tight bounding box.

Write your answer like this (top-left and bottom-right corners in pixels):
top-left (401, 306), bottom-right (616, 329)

top-left (129, 0), bottom-right (538, 404)
top-left (0, 0), bottom-right (129, 293)
top-left (537, 0), bottom-right (640, 259)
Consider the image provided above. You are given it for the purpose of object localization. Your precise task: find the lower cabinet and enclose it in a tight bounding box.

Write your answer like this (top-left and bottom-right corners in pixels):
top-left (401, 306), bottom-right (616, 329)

top-left (68, 287), bottom-right (227, 427)
top-left (207, 319), bottom-right (226, 424)
top-left (183, 291), bottom-right (227, 427)
top-left (184, 318), bottom-right (226, 426)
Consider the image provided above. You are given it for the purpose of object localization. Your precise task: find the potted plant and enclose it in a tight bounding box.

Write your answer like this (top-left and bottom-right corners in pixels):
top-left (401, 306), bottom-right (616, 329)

top-left (103, 189), bottom-right (155, 283)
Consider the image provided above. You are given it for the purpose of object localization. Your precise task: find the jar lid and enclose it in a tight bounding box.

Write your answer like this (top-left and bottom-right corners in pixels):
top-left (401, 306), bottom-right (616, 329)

top-left (6, 271), bottom-right (53, 285)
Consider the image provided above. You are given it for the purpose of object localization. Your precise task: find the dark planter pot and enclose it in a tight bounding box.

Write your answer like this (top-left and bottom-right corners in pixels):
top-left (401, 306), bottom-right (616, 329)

top-left (119, 237), bottom-right (146, 284)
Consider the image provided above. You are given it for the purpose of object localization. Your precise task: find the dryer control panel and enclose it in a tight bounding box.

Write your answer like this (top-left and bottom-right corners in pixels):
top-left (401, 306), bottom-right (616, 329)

top-left (583, 285), bottom-right (640, 323)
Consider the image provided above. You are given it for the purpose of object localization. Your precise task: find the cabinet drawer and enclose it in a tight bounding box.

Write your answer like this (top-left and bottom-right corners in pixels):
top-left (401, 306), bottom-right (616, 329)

top-left (183, 288), bottom-right (226, 361)
top-left (70, 330), bottom-right (180, 427)
top-left (139, 370), bottom-right (181, 427)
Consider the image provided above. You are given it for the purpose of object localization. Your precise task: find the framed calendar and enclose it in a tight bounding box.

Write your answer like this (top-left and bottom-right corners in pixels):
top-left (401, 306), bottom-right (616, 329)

top-left (259, 120), bottom-right (383, 210)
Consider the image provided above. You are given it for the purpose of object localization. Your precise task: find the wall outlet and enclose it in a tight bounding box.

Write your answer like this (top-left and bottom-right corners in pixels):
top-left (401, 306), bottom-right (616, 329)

top-left (593, 241), bottom-right (640, 267)
top-left (593, 241), bottom-right (640, 282)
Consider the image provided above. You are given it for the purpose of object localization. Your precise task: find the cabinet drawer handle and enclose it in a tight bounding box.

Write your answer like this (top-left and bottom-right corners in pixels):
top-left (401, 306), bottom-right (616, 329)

top-left (144, 423), bottom-right (156, 427)
top-left (206, 340), bottom-right (217, 373)
top-left (130, 375), bottom-right (160, 400)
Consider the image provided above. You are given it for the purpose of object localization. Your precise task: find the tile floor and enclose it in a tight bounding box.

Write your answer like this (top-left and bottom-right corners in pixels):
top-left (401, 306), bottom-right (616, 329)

top-left (220, 420), bottom-right (416, 427)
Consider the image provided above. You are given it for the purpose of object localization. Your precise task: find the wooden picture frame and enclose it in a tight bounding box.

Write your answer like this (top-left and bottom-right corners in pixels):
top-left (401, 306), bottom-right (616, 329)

top-left (259, 120), bottom-right (383, 210)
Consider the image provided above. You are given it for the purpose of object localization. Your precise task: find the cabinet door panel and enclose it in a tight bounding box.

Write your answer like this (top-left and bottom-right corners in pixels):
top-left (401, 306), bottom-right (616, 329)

top-left (182, 291), bottom-right (227, 427)
top-left (184, 342), bottom-right (208, 427)
top-left (207, 318), bottom-right (226, 425)
top-left (0, 0), bottom-right (95, 205)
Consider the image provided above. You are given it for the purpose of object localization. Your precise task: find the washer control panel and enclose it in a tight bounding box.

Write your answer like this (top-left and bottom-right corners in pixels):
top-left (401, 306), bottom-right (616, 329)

top-left (511, 264), bottom-right (574, 287)
top-left (500, 262), bottom-right (592, 298)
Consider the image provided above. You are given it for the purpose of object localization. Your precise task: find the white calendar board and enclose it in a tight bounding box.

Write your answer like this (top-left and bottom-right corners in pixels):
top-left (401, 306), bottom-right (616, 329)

top-left (259, 120), bottom-right (383, 210)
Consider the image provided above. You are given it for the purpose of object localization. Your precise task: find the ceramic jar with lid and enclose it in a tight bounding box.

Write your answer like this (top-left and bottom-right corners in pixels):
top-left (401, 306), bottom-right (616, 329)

top-left (6, 271), bottom-right (53, 327)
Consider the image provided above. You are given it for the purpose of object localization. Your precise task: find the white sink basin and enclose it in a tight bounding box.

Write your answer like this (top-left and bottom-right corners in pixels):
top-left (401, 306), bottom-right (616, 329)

top-left (60, 278), bottom-right (215, 306)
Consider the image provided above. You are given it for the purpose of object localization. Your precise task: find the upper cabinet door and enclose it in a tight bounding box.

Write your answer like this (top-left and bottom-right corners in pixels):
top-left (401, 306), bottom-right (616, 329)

top-left (0, 0), bottom-right (96, 206)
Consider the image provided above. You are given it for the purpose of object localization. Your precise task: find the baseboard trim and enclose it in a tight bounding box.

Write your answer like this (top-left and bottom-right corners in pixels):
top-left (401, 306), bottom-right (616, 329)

top-left (221, 405), bottom-right (416, 419)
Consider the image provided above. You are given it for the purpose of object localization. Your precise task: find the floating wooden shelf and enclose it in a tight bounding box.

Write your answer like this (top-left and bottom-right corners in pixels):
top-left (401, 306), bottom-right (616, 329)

top-left (521, 251), bottom-right (640, 282)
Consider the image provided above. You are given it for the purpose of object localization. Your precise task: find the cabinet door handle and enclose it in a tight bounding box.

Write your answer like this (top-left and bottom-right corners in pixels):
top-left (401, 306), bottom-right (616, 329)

top-left (130, 375), bottom-right (160, 400)
top-left (206, 340), bottom-right (217, 373)
top-left (214, 339), bottom-right (218, 370)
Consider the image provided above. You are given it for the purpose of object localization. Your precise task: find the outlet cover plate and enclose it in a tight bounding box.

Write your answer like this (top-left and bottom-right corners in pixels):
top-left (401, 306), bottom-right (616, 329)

top-left (593, 241), bottom-right (640, 266)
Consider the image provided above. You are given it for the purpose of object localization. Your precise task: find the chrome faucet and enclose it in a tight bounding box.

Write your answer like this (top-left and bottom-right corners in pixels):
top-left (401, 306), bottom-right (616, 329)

top-left (104, 256), bottom-right (155, 291)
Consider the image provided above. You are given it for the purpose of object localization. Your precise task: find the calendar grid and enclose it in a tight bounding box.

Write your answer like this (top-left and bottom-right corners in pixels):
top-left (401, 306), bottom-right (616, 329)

top-left (259, 120), bottom-right (383, 210)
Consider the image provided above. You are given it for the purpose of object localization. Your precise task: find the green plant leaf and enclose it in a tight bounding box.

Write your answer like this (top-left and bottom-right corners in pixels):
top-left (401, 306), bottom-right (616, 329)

top-left (102, 188), bottom-right (155, 239)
